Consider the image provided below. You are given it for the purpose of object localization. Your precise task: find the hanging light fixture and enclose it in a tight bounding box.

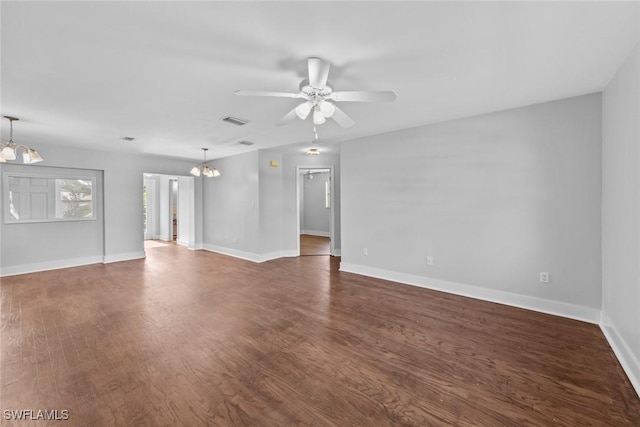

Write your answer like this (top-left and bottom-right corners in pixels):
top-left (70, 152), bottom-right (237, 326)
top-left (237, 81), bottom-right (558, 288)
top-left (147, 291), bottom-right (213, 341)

top-left (317, 99), bottom-right (335, 118)
top-left (295, 101), bottom-right (313, 120)
top-left (312, 106), bottom-right (326, 125)
top-left (0, 116), bottom-right (43, 164)
top-left (190, 148), bottom-right (220, 178)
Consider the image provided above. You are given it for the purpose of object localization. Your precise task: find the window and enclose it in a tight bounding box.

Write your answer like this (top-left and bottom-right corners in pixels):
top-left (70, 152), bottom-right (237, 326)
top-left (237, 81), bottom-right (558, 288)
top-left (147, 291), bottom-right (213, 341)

top-left (3, 174), bottom-right (96, 223)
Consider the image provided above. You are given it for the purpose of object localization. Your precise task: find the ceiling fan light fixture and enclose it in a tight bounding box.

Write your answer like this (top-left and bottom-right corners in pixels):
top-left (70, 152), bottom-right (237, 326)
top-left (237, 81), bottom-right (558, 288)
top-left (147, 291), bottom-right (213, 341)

top-left (313, 107), bottom-right (326, 125)
top-left (295, 101), bottom-right (312, 120)
top-left (236, 57), bottom-right (396, 129)
top-left (318, 100), bottom-right (335, 118)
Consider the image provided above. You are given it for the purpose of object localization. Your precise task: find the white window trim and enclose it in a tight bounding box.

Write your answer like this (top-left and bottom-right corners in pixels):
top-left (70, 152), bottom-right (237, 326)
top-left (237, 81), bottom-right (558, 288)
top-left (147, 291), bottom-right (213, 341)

top-left (3, 172), bottom-right (97, 224)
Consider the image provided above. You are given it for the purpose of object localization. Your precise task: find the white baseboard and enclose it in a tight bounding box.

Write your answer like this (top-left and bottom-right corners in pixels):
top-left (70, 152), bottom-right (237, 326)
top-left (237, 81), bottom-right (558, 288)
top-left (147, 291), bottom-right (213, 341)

top-left (600, 313), bottom-right (640, 398)
top-left (177, 239), bottom-right (189, 247)
top-left (203, 244), bottom-right (262, 262)
top-left (301, 230), bottom-right (330, 237)
top-left (0, 255), bottom-right (104, 277)
top-left (339, 262), bottom-right (600, 324)
top-left (260, 250), bottom-right (298, 262)
top-left (103, 251), bottom-right (146, 264)
top-left (203, 244), bottom-right (298, 263)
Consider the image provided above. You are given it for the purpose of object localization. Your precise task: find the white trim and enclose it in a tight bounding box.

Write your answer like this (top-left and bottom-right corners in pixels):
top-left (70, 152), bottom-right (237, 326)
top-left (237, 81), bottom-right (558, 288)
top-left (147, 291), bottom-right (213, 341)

top-left (203, 244), bottom-right (298, 263)
top-left (296, 165), bottom-right (336, 257)
top-left (103, 251), bottom-right (146, 264)
top-left (0, 255), bottom-right (103, 277)
top-left (301, 230), bottom-right (330, 237)
top-left (332, 249), bottom-right (342, 256)
top-left (600, 312), bottom-right (640, 398)
top-left (339, 262), bottom-right (601, 324)
top-left (259, 250), bottom-right (298, 262)
top-left (176, 239), bottom-right (189, 247)
top-left (203, 244), bottom-right (262, 262)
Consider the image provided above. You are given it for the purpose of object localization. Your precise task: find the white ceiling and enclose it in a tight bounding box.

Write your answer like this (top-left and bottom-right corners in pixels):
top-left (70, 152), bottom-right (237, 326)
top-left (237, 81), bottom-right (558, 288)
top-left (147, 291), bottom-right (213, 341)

top-left (1, 1), bottom-right (639, 161)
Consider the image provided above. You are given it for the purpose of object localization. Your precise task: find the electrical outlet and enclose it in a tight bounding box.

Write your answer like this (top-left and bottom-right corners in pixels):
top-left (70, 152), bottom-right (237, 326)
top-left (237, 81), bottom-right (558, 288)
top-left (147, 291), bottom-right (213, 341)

top-left (363, 247), bottom-right (368, 256)
top-left (426, 256), bottom-right (434, 266)
top-left (539, 272), bottom-right (549, 283)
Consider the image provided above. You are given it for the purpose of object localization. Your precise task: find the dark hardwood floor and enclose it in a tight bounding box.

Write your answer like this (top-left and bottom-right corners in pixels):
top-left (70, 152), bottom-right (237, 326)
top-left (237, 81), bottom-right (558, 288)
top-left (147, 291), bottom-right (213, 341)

top-left (300, 234), bottom-right (330, 256)
top-left (1, 244), bottom-right (639, 426)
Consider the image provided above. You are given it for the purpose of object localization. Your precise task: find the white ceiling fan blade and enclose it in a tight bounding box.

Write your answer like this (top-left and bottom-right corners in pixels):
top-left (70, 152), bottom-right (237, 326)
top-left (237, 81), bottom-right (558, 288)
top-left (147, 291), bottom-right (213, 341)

top-left (235, 90), bottom-right (303, 99)
top-left (308, 57), bottom-right (330, 89)
top-left (330, 105), bottom-right (355, 128)
top-left (276, 106), bottom-right (300, 126)
top-left (329, 91), bottom-right (397, 102)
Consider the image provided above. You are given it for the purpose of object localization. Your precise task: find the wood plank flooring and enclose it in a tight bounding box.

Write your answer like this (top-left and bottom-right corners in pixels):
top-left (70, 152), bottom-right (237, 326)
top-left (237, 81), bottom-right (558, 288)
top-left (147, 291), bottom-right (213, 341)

top-left (1, 244), bottom-right (639, 426)
top-left (300, 234), bottom-right (330, 256)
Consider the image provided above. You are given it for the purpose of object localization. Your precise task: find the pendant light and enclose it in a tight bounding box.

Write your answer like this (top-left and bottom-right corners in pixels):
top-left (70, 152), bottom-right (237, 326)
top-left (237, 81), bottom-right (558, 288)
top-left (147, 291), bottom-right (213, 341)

top-left (190, 148), bottom-right (220, 178)
top-left (0, 116), bottom-right (43, 164)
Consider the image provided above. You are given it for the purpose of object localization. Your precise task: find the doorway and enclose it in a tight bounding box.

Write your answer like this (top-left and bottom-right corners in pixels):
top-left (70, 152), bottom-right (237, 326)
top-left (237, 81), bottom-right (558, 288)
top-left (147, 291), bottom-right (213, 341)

top-left (297, 167), bottom-right (334, 256)
top-left (142, 173), bottom-right (196, 252)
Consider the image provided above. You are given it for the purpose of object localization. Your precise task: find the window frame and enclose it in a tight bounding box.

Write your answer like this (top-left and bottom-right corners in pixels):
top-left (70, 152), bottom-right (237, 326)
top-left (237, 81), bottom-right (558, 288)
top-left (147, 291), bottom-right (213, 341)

top-left (3, 172), bottom-right (97, 224)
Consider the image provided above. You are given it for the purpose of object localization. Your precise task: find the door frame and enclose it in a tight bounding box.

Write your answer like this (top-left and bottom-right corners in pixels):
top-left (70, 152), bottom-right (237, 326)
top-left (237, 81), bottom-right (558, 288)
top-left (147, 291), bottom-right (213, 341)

top-left (295, 165), bottom-right (335, 256)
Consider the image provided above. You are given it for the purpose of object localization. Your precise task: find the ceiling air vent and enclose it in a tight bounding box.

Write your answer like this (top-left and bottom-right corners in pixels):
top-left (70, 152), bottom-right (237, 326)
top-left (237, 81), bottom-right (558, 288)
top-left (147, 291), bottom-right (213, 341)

top-left (238, 140), bottom-right (254, 146)
top-left (122, 136), bottom-right (135, 141)
top-left (221, 115), bottom-right (249, 126)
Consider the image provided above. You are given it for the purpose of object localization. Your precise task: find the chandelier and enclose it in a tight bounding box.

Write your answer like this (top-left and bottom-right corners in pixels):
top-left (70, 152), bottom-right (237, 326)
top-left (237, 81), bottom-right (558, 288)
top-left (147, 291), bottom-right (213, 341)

top-left (0, 116), bottom-right (43, 164)
top-left (190, 148), bottom-right (220, 178)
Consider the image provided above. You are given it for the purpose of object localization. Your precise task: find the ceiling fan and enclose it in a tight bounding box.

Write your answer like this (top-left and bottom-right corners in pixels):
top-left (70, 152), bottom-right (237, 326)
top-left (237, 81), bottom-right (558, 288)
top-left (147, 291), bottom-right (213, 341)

top-left (235, 57), bottom-right (397, 128)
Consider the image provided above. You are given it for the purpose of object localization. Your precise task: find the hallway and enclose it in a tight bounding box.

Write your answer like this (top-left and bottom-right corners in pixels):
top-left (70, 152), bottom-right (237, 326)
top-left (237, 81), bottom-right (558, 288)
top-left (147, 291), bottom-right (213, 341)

top-left (299, 234), bottom-right (330, 256)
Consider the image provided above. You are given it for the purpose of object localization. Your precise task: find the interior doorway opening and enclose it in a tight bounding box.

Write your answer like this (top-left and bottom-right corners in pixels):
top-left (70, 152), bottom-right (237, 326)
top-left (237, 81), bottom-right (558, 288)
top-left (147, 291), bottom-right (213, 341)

top-left (296, 167), bottom-right (334, 256)
top-left (142, 173), bottom-right (196, 253)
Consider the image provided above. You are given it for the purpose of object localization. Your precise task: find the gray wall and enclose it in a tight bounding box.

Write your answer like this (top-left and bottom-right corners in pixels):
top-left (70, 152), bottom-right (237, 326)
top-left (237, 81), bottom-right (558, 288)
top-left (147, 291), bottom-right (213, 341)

top-left (602, 42), bottom-right (640, 392)
top-left (302, 171), bottom-right (330, 235)
top-left (0, 143), bottom-right (203, 275)
top-left (202, 149), bottom-right (341, 259)
top-left (203, 151), bottom-right (260, 256)
top-left (1, 164), bottom-right (104, 274)
top-left (341, 94), bottom-right (602, 317)
top-left (259, 151), bottom-right (283, 254)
